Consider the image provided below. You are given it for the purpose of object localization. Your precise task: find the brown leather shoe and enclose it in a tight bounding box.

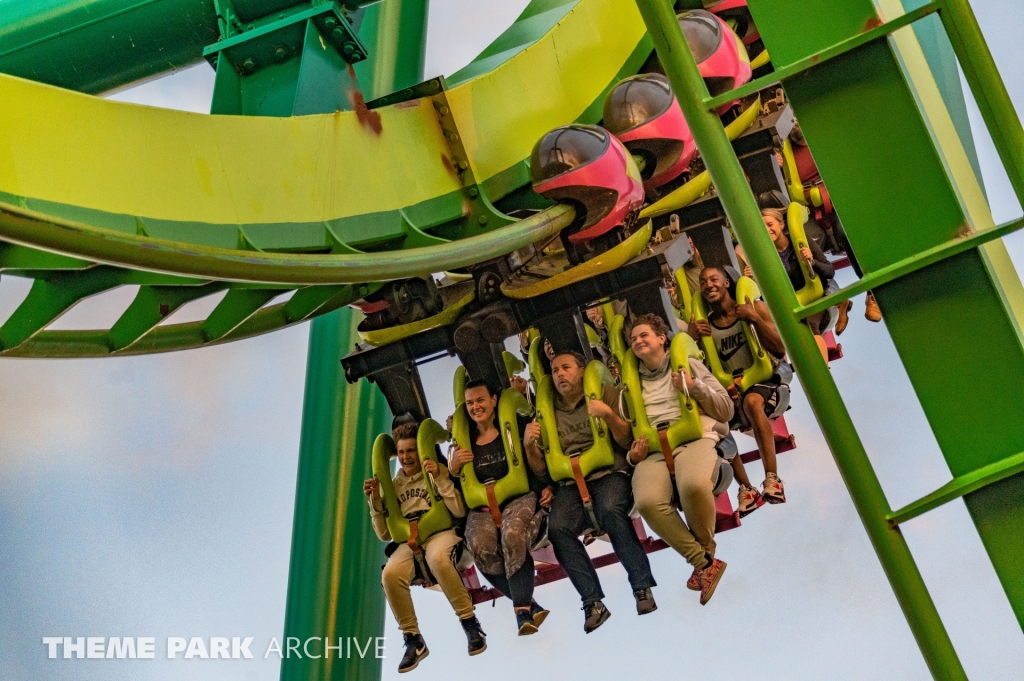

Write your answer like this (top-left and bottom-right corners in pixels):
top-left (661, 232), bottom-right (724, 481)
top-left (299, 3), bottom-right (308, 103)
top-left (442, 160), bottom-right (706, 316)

top-left (835, 299), bottom-right (852, 335)
top-left (865, 292), bottom-right (882, 322)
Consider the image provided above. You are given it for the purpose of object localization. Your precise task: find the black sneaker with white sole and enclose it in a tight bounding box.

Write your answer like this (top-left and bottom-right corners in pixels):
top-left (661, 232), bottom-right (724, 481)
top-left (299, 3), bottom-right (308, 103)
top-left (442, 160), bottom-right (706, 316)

top-left (398, 632), bottom-right (428, 674)
top-left (460, 615), bottom-right (487, 655)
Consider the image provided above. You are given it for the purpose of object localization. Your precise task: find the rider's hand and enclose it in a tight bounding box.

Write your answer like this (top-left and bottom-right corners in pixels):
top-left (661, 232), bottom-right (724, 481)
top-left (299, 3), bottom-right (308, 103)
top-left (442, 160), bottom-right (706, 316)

top-left (587, 399), bottom-right (613, 420)
top-left (628, 438), bottom-right (649, 465)
top-left (539, 486), bottom-right (555, 509)
top-left (452, 447), bottom-right (474, 469)
top-left (363, 478), bottom-right (380, 500)
top-left (422, 459), bottom-right (447, 479)
top-left (689, 315), bottom-right (712, 340)
top-left (735, 296), bottom-right (759, 323)
top-left (524, 422), bottom-right (542, 448)
top-left (671, 369), bottom-right (693, 392)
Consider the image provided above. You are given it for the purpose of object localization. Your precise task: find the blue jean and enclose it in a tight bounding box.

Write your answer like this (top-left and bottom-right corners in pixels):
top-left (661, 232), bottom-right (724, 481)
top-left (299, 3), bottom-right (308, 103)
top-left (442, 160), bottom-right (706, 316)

top-left (548, 471), bottom-right (656, 605)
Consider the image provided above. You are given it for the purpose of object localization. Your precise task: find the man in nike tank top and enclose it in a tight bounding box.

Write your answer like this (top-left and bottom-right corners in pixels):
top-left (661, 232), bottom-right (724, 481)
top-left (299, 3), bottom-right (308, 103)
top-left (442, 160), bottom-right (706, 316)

top-left (688, 267), bottom-right (789, 515)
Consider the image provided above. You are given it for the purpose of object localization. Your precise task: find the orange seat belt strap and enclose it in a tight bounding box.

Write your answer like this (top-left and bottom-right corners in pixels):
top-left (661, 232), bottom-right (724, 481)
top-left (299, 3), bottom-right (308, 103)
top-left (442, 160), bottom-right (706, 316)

top-left (570, 455), bottom-right (602, 532)
top-left (485, 482), bottom-right (503, 529)
top-left (570, 456), bottom-right (591, 505)
top-left (657, 429), bottom-right (675, 479)
top-left (407, 518), bottom-right (421, 554)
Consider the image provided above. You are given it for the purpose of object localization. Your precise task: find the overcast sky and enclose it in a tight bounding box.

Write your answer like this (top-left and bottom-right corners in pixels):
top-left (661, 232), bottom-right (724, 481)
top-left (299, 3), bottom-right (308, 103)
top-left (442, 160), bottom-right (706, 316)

top-left (2, 1), bottom-right (1023, 680)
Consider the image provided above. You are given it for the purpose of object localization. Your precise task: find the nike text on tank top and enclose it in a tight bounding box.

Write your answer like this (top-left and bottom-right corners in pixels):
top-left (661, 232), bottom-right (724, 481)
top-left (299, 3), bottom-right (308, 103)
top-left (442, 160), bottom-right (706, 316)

top-left (710, 318), bottom-right (753, 375)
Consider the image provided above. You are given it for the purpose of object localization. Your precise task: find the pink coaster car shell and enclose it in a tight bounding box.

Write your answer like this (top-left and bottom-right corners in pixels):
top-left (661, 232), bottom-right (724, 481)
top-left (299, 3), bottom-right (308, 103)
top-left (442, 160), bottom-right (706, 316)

top-left (679, 10), bottom-right (752, 113)
top-left (616, 97), bottom-right (697, 191)
top-left (532, 126), bottom-right (644, 244)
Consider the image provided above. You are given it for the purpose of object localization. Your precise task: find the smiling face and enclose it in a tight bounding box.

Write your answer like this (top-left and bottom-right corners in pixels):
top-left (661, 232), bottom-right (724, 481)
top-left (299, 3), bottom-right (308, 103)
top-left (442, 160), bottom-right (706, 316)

top-left (630, 323), bottom-right (667, 366)
top-left (464, 385), bottom-right (497, 428)
top-left (699, 267), bottom-right (732, 305)
top-left (395, 438), bottom-right (421, 476)
top-left (550, 353), bottom-right (585, 398)
top-left (763, 213), bottom-right (786, 247)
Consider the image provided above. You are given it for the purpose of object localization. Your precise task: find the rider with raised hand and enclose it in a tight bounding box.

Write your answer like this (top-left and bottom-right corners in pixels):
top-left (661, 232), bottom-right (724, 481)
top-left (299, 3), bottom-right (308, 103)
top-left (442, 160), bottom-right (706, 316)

top-left (761, 207), bottom-right (835, 363)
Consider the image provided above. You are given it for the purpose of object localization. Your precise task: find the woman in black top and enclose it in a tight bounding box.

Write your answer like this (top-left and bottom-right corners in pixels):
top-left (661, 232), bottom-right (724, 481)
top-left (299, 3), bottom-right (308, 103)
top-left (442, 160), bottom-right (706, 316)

top-left (451, 379), bottom-right (554, 636)
top-left (762, 207), bottom-right (835, 362)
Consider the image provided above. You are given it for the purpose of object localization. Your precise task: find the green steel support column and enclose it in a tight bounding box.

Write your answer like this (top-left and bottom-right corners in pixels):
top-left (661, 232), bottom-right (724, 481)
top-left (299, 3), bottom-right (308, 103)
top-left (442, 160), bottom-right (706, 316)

top-left (747, 0), bottom-right (1024, 633)
top-left (631, 1), bottom-right (967, 679)
top-left (352, 0), bottom-right (429, 101)
top-left (936, 0), bottom-right (1024, 202)
top-left (281, 308), bottom-right (392, 681)
top-left (281, 2), bottom-right (427, 680)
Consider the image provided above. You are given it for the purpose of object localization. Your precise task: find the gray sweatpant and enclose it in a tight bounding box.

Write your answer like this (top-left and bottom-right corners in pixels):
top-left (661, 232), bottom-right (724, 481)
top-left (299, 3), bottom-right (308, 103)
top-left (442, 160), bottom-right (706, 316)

top-left (632, 437), bottom-right (719, 568)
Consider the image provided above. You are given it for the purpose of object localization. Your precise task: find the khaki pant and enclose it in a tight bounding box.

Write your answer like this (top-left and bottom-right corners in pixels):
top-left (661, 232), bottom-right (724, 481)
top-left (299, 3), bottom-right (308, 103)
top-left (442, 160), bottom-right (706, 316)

top-left (632, 438), bottom-right (719, 568)
top-left (381, 528), bottom-right (474, 635)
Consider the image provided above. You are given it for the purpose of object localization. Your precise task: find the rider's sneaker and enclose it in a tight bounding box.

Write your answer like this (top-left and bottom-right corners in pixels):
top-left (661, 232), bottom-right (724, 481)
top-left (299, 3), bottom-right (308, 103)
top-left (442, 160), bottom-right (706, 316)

top-left (737, 484), bottom-right (762, 517)
top-left (516, 607), bottom-right (539, 636)
top-left (700, 559), bottom-right (727, 606)
top-left (634, 587), bottom-right (657, 615)
top-left (398, 632), bottom-right (428, 673)
top-left (530, 600), bottom-right (550, 628)
top-left (459, 615), bottom-right (487, 656)
top-left (583, 600), bottom-right (611, 633)
top-left (686, 566), bottom-right (703, 591)
top-left (762, 473), bottom-right (786, 504)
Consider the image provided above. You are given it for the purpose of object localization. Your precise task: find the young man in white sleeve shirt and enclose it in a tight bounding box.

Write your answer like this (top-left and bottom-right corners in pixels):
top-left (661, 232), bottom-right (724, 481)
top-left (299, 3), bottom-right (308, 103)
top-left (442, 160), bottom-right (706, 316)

top-left (624, 313), bottom-right (734, 605)
top-left (364, 421), bottom-right (484, 673)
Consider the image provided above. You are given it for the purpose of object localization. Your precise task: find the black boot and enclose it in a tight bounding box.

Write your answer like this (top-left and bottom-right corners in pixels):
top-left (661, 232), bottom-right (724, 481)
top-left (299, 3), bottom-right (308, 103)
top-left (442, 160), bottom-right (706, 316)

top-left (516, 607), bottom-right (539, 636)
top-left (398, 632), bottom-right (428, 673)
top-left (529, 600), bottom-right (550, 628)
top-left (459, 615), bottom-right (487, 656)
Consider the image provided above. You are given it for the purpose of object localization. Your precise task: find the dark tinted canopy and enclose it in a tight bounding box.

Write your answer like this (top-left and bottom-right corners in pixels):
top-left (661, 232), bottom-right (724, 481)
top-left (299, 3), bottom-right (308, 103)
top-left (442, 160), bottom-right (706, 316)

top-left (678, 9), bottom-right (723, 65)
top-left (603, 74), bottom-right (674, 135)
top-left (530, 125), bottom-right (611, 184)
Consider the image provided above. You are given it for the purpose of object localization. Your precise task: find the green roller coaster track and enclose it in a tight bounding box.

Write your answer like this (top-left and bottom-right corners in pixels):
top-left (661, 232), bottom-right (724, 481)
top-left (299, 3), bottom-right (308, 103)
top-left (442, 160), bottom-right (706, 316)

top-left (1, 0), bottom-right (1023, 679)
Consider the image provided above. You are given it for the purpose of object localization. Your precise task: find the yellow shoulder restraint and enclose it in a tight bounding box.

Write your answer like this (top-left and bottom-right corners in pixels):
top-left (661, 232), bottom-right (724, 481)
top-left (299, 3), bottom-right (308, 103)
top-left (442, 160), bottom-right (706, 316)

top-left (692, 276), bottom-right (774, 393)
top-left (453, 355), bottom-right (533, 528)
top-left (371, 420), bottom-right (455, 565)
top-left (533, 338), bottom-right (616, 531)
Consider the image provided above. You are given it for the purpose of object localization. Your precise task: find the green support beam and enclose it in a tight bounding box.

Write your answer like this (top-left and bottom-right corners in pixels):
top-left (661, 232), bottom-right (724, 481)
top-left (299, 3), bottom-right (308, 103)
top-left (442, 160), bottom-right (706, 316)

top-left (0, 267), bottom-right (125, 351)
top-left (889, 449), bottom-right (1024, 526)
top-left (796, 215), bottom-right (1024, 320)
top-left (632, 0), bottom-right (968, 678)
top-left (201, 288), bottom-right (285, 341)
top-left (281, 306), bottom-right (392, 681)
top-left (0, 0), bottom-right (381, 95)
top-left (281, 3), bottom-right (427, 680)
top-left (935, 0), bottom-right (1024, 203)
top-left (108, 283), bottom-right (226, 351)
top-left (745, 0), bottom-right (1024, 634)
